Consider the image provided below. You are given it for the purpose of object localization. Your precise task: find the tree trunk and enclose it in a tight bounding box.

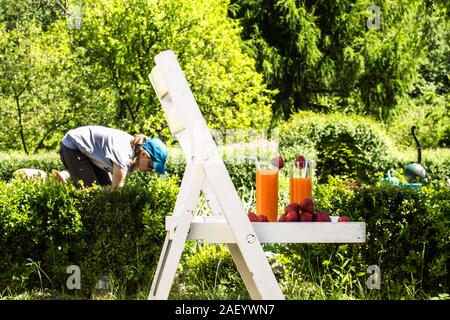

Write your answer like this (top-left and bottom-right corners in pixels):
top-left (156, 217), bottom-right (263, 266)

top-left (15, 94), bottom-right (28, 155)
top-left (11, 82), bottom-right (30, 154)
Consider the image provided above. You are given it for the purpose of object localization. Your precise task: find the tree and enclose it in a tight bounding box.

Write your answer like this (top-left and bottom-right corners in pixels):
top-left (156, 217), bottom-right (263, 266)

top-left (0, 21), bottom-right (44, 154)
top-left (0, 18), bottom-right (115, 153)
top-left (415, 5), bottom-right (449, 95)
top-left (229, 0), bottom-right (430, 121)
top-left (71, 0), bottom-right (274, 140)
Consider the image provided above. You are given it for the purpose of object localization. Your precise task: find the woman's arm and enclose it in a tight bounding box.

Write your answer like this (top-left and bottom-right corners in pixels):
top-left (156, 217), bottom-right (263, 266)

top-left (111, 164), bottom-right (127, 189)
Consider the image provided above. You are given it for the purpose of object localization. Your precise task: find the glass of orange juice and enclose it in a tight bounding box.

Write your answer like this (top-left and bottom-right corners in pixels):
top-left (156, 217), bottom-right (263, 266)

top-left (289, 160), bottom-right (313, 205)
top-left (256, 161), bottom-right (279, 222)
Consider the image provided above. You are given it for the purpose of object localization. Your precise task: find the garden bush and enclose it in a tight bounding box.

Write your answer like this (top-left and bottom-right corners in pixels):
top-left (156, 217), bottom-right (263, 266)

top-left (1, 170), bottom-right (448, 298)
top-left (279, 112), bottom-right (393, 184)
top-left (0, 173), bottom-right (179, 298)
top-left (388, 148), bottom-right (450, 186)
top-left (2, 110), bottom-right (449, 186)
top-left (310, 180), bottom-right (449, 297)
top-left (387, 95), bottom-right (450, 149)
top-left (280, 111), bottom-right (450, 184)
top-left (0, 149), bottom-right (258, 191)
top-left (0, 152), bottom-right (64, 181)
top-left (171, 181), bottom-right (449, 299)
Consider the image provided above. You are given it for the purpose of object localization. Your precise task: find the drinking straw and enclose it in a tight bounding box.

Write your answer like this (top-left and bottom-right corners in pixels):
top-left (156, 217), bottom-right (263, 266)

top-left (304, 158), bottom-right (308, 178)
top-left (238, 156), bottom-right (260, 168)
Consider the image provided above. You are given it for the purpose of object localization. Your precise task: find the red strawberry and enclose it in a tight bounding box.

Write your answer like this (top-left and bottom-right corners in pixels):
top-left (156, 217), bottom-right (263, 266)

top-left (278, 214), bottom-right (287, 222)
top-left (299, 211), bottom-right (313, 222)
top-left (314, 211), bottom-right (331, 222)
top-left (271, 156), bottom-right (285, 169)
top-left (299, 198), bottom-right (314, 213)
top-left (338, 215), bottom-right (350, 222)
top-left (257, 214), bottom-right (269, 222)
top-left (285, 203), bottom-right (300, 214)
top-left (247, 212), bottom-right (258, 222)
top-left (294, 156), bottom-right (306, 169)
top-left (285, 210), bottom-right (299, 222)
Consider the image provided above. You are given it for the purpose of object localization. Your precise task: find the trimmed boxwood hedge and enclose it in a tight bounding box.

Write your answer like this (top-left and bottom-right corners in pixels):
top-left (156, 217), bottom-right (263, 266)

top-left (0, 173), bottom-right (179, 298)
top-left (313, 180), bottom-right (450, 296)
top-left (172, 181), bottom-right (450, 299)
top-left (1, 174), bottom-right (448, 298)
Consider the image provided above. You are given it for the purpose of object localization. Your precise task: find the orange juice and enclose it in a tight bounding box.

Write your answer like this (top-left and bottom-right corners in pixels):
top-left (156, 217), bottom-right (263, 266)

top-left (256, 168), bottom-right (278, 222)
top-left (290, 177), bottom-right (312, 205)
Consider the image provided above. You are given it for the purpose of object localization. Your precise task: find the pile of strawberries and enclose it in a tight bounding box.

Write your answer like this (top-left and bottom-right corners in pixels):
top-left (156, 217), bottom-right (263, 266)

top-left (247, 198), bottom-right (350, 223)
top-left (247, 212), bottom-right (268, 222)
top-left (279, 198), bottom-right (336, 222)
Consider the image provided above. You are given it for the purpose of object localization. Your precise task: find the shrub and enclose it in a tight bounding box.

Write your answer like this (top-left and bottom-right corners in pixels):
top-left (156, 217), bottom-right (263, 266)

top-left (388, 95), bottom-right (450, 149)
top-left (280, 111), bottom-right (450, 184)
top-left (388, 148), bottom-right (450, 185)
top-left (311, 180), bottom-right (450, 297)
top-left (0, 152), bottom-right (64, 181)
top-left (280, 112), bottom-right (392, 184)
top-left (0, 149), bottom-right (258, 191)
top-left (168, 178), bottom-right (450, 299)
top-left (1, 167), bottom-right (449, 299)
top-left (0, 173), bottom-right (179, 298)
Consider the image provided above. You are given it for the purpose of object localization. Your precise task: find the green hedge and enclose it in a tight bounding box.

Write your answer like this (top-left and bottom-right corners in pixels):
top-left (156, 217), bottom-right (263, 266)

top-left (0, 152), bottom-right (65, 181)
top-left (312, 180), bottom-right (450, 296)
top-left (173, 181), bottom-right (450, 299)
top-left (279, 111), bottom-right (450, 184)
top-left (280, 112), bottom-right (393, 184)
top-left (0, 173), bottom-right (448, 298)
top-left (0, 150), bottom-right (258, 192)
top-left (0, 173), bottom-right (179, 298)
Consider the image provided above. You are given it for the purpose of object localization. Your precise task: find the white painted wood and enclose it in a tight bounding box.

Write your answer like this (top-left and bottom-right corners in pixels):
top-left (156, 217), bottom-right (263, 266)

top-left (153, 51), bottom-right (207, 132)
top-left (166, 216), bottom-right (366, 243)
top-left (227, 243), bottom-right (262, 299)
top-left (148, 163), bottom-right (204, 300)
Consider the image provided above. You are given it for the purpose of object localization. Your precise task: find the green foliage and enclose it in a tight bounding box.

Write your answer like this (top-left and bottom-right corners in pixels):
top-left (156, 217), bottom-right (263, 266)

top-left (388, 148), bottom-right (450, 187)
top-left (69, 0), bottom-right (273, 140)
top-left (280, 111), bottom-right (450, 184)
top-left (0, 149), bottom-right (258, 192)
top-left (151, 179), bottom-right (450, 299)
top-left (230, 0), bottom-right (429, 121)
top-left (0, 154), bottom-right (449, 299)
top-left (0, 0), bottom-right (273, 153)
top-left (415, 7), bottom-right (450, 96)
top-left (280, 111), bottom-right (392, 183)
top-left (0, 174), bottom-right (179, 298)
top-left (388, 95), bottom-right (450, 149)
top-left (0, 18), bottom-right (116, 153)
top-left (312, 180), bottom-right (450, 297)
top-left (0, 152), bottom-right (64, 181)
top-left (173, 243), bottom-right (248, 299)
top-left (2, 111), bottom-right (449, 188)
top-left (0, 0), bottom-right (63, 30)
